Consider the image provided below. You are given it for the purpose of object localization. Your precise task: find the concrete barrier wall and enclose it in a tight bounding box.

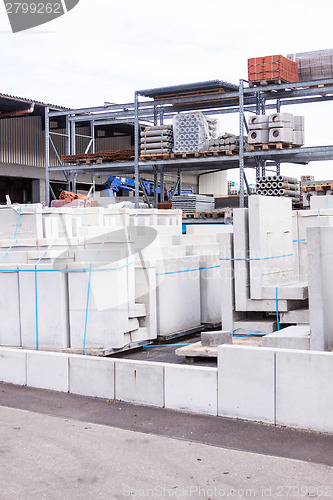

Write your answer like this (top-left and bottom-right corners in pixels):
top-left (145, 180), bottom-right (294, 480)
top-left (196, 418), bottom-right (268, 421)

top-left (1, 346), bottom-right (333, 433)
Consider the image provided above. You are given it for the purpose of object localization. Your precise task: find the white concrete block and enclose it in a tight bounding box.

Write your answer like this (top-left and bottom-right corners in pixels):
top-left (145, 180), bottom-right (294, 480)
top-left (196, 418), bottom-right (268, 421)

top-left (248, 115), bottom-right (270, 127)
top-left (248, 129), bottom-right (269, 144)
top-left (165, 364), bottom-right (218, 415)
top-left (199, 254), bottom-right (221, 325)
top-left (0, 265), bottom-right (21, 347)
top-left (68, 261), bottom-right (130, 349)
top-left (218, 345), bottom-right (275, 423)
top-left (310, 195), bottom-right (333, 210)
top-left (130, 327), bottom-right (150, 343)
top-left (248, 196), bottom-right (294, 299)
top-left (115, 360), bottom-right (164, 407)
top-left (307, 226), bottom-right (333, 351)
top-left (233, 318), bottom-right (277, 335)
top-left (276, 349), bottom-right (333, 433)
top-left (156, 256), bottom-right (201, 336)
top-left (27, 351), bottom-right (69, 392)
top-left (69, 355), bottom-right (115, 399)
top-left (280, 308), bottom-right (309, 324)
top-left (135, 266), bottom-right (157, 340)
top-left (269, 113), bottom-right (294, 126)
top-left (19, 264), bottom-right (70, 349)
top-left (263, 325), bottom-right (310, 350)
top-left (269, 127), bottom-right (293, 143)
top-left (0, 348), bottom-right (26, 385)
top-left (186, 225), bottom-right (233, 236)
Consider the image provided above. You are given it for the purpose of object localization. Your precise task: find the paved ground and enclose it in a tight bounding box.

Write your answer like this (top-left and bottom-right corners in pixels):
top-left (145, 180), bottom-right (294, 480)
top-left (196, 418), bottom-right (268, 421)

top-left (0, 383), bottom-right (332, 499)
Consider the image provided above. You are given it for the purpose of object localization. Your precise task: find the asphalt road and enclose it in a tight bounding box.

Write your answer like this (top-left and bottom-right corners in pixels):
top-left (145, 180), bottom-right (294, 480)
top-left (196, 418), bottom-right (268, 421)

top-left (0, 383), bottom-right (332, 499)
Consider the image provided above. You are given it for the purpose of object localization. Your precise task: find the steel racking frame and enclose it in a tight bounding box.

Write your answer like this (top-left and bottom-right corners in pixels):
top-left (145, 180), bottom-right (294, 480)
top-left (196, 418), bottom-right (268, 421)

top-left (45, 77), bottom-right (333, 208)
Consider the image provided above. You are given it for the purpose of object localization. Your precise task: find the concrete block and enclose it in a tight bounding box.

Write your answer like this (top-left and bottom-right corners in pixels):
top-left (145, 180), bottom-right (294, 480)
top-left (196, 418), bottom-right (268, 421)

top-left (201, 330), bottom-right (232, 347)
top-left (135, 266), bottom-right (157, 340)
top-left (263, 325), bottom-right (310, 350)
top-left (307, 226), bottom-right (333, 351)
top-left (186, 225), bottom-right (233, 236)
top-left (248, 196), bottom-right (294, 299)
top-left (269, 113), bottom-right (294, 126)
top-left (0, 265), bottom-right (21, 347)
top-left (129, 303), bottom-right (146, 318)
top-left (310, 195), bottom-right (333, 210)
top-left (218, 345), bottom-right (275, 423)
top-left (69, 355), bottom-right (115, 399)
top-left (269, 127), bottom-right (293, 143)
top-left (115, 360), bottom-right (164, 407)
top-left (292, 130), bottom-right (304, 147)
top-left (19, 264), bottom-right (70, 349)
top-left (248, 129), bottom-right (269, 144)
top-left (198, 254), bottom-right (221, 325)
top-left (248, 115), bottom-right (270, 127)
top-left (156, 256), bottom-right (201, 336)
top-left (276, 349), bottom-right (333, 433)
top-left (0, 348), bottom-right (26, 385)
top-left (165, 364), bottom-right (218, 415)
top-left (27, 351), bottom-right (69, 392)
top-left (68, 261), bottom-right (130, 350)
top-left (293, 115), bottom-right (305, 129)
top-left (130, 327), bottom-right (150, 343)
top-left (280, 308), bottom-right (309, 324)
top-left (233, 318), bottom-right (277, 335)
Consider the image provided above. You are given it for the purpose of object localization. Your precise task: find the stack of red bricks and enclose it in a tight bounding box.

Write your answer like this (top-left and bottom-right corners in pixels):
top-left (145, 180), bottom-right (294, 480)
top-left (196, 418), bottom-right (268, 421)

top-left (248, 55), bottom-right (299, 85)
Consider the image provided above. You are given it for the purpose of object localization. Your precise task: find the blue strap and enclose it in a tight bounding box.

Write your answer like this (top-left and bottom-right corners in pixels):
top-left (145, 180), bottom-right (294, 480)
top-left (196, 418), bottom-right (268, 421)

top-left (0, 240), bottom-right (17, 263)
top-left (13, 207), bottom-right (22, 239)
top-left (276, 288), bottom-right (280, 331)
top-left (220, 253), bottom-right (293, 262)
top-left (232, 327), bottom-right (271, 337)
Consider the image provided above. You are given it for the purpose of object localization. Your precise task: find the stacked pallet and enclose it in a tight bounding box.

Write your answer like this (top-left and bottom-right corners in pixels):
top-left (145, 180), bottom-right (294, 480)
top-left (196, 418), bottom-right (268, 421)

top-left (209, 133), bottom-right (250, 153)
top-left (140, 125), bottom-right (173, 156)
top-left (248, 113), bottom-right (304, 147)
top-left (173, 112), bottom-right (217, 153)
top-left (248, 55), bottom-right (299, 85)
top-left (256, 175), bottom-right (300, 200)
top-left (287, 49), bottom-right (333, 82)
top-left (61, 149), bottom-right (135, 164)
top-left (171, 194), bottom-right (215, 212)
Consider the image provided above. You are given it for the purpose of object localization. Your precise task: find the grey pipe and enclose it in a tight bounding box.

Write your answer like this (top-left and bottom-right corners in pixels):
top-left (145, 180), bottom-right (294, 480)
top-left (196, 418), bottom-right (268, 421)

top-left (268, 189), bottom-right (274, 196)
top-left (278, 182), bottom-right (299, 189)
top-left (266, 182), bottom-right (272, 188)
top-left (278, 175), bottom-right (298, 184)
top-left (278, 189), bottom-right (300, 197)
top-left (271, 182), bottom-right (278, 188)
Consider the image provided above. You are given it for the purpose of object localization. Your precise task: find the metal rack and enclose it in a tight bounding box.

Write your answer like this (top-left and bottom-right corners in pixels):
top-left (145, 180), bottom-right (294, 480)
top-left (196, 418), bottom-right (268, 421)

top-left (45, 77), bottom-right (333, 208)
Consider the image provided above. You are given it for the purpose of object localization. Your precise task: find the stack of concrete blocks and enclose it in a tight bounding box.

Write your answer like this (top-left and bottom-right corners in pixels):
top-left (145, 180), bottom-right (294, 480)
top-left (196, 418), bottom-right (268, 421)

top-left (0, 204), bottom-right (212, 350)
top-left (221, 196), bottom-right (309, 343)
top-left (248, 115), bottom-right (270, 145)
top-left (140, 125), bottom-right (174, 155)
top-left (209, 133), bottom-right (250, 153)
top-left (248, 113), bottom-right (304, 146)
top-left (173, 112), bottom-right (217, 153)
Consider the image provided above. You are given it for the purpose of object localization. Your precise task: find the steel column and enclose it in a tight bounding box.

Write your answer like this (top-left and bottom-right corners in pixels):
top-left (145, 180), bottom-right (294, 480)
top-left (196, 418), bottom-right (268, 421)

top-left (160, 167), bottom-right (165, 202)
top-left (153, 168), bottom-right (158, 208)
top-left (239, 79), bottom-right (245, 208)
top-left (45, 107), bottom-right (50, 207)
top-left (134, 92), bottom-right (140, 208)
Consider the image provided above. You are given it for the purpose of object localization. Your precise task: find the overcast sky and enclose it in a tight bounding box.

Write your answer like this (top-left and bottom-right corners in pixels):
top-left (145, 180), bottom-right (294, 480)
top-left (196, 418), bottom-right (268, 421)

top-left (0, 0), bottom-right (333, 182)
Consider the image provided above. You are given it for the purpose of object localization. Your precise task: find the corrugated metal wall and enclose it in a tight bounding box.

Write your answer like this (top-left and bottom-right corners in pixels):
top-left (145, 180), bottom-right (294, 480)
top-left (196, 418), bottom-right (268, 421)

top-left (0, 116), bottom-right (132, 168)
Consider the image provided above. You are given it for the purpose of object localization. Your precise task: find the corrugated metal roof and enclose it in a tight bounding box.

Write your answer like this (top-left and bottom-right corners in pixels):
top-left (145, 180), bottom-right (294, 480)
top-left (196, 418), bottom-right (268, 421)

top-left (138, 80), bottom-right (239, 98)
top-left (0, 92), bottom-right (69, 111)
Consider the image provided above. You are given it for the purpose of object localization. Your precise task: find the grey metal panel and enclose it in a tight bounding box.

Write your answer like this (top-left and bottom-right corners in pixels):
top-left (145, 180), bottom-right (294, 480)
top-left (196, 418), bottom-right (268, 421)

top-left (0, 115), bottom-right (44, 167)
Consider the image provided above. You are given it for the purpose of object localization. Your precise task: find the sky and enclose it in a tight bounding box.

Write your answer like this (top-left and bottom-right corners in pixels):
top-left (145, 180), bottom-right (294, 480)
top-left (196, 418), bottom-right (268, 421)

top-left (0, 0), bottom-right (333, 183)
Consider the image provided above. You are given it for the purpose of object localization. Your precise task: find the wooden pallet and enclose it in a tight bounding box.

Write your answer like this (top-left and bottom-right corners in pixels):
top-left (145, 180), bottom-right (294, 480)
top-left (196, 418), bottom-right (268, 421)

top-left (182, 212), bottom-right (223, 220)
top-left (170, 150), bottom-right (236, 159)
top-left (302, 182), bottom-right (333, 192)
top-left (140, 153), bottom-right (170, 161)
top-left (154, 88), bottom-right (229, 101)
top-left (250, 143), bottom-right (295, 151)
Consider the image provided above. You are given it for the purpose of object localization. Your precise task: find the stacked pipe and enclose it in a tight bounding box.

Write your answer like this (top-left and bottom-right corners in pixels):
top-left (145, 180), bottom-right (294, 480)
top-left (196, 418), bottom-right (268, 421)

top-left (140, 125), bottom-right (173, 155)
top-left (256, 175), bottom-right (300, 200)
top-left (173, 111), bottom-right (216, 153)
top-left (209, 133), bottom-right (250, 152)
top-left (248, 113), bottom-right (304, 146)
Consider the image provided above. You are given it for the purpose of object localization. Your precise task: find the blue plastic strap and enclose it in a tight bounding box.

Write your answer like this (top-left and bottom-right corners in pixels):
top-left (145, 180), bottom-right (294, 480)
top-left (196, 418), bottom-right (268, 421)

top-left (232, 327), bottom-right (271, 338)
top-left (83, 264), bottom-right (92, 356)
top-left (276, 288), bottom-right (280, 331)
top-left (13, 207), bottom-right (22, 240)
top-left (0, 240), bottom-right (17, 263)
top-left (220, 253), bottom-right (293, 262)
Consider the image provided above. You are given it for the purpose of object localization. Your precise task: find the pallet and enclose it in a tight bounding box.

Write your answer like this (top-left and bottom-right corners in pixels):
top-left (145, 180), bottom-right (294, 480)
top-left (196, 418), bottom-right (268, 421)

top-left (61, 149), bottom-right (135, 165)
top-left (154, 88), bottom-right (229, 101)
top-left (182, 212), bottom-right (223, 219)
top-left (249, 78), bottom-right (287, 87)
top-left (302, 183), bottom-right (333, 192)
top-left (250, 143), bottom-right (295, 151)
top-left (170, 150), bottom-right (236, 159)
top-left (140, 153), bottom-right (170, 161)
top-left (176, 338), bottom-right (263, 362)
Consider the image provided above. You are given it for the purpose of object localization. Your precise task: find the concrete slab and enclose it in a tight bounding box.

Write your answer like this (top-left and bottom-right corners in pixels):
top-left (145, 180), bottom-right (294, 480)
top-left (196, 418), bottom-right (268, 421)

top-left (164, 364), bottom-right (218, 415)
top-left (307, 226), bottom-right (333, 351)
top-left (114, 359), bottom-right (164, 407)
top-left (280, 308), bottom-right (309, 324)
top-left (218, 345), bottom-right (275, 424)
top-left (27, 351), bottom-right (69, 392)
top-left (263, 325), bottom-right (310, 350)
top-left (276, 349), bottom-right (333, 433)
top-left (69, 355), bottom-right (115, 399)
top-left (0, 348), bottom-right (26, 385)
top-left (201, 330), bottom-right (232, 347)
top-left (233, 318), bottom-right (277, 335)
top-left (0, 265), bottom-right (21, 347)
top-left (248, 196), bottom-right (294, 299)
